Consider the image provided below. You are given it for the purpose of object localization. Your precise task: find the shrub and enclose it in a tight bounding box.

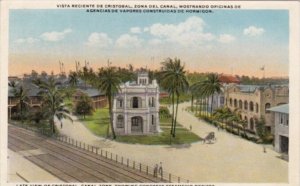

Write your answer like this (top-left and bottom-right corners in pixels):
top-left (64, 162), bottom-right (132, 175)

top-left (159, 106), bottom-right (170, 117)
top-left (263, 134), bottom-right (274, 144)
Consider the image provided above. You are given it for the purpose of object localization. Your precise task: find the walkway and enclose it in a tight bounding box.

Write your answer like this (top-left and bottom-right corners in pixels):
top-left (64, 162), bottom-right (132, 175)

top-left (55, 102), bottom-right (288, 183)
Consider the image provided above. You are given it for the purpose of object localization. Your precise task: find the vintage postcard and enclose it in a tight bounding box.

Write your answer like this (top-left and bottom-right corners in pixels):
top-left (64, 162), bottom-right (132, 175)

top-left (0, 1), bottom-right (299, 186)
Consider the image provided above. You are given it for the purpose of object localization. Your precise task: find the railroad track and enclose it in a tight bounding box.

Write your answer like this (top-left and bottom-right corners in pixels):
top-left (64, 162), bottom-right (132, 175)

top-left (8, 125), bottom-right (166, 183)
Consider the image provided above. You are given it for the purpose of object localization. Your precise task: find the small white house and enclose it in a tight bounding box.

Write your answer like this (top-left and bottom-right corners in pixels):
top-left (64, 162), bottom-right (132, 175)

top-left (112, 72), bottom-right (160, 135)
top-left (268, 104), bottom-right (289, 156)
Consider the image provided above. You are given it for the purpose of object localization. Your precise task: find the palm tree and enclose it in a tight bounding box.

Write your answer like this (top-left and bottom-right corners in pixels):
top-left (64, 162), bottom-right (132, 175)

top-left (12, 85), bottom-right (30, 124)
top-left (35, 78), bottom-right (73, 134)
top-left (192, 73), bottom-right (222, 115)
top-left (69, 71), bottom-right (79, 87)
top-left (160, 58), bottom-right (189, 137)
top-left (95, 66), bottom-right (121, 139)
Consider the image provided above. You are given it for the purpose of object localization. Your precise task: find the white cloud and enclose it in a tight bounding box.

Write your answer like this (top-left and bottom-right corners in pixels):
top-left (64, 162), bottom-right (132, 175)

top-left (243, 26), bottom-right (265, 36)
top-left (85, 32), bottom-right (112, 48)
top-left (130, 27), bottom-right (142, 34)
top-left (146, 16), bottom-right (215, 47)
top-left (40, 28), bottom-right (72, 42)
top-left (148, 39), bottom-right (162, 46)
top-left (218, 34), bottom-right (236, 43)
top-left (116, 34), bottom-right (143, 48)
top-left (15, 37), bottom-right (39, 44)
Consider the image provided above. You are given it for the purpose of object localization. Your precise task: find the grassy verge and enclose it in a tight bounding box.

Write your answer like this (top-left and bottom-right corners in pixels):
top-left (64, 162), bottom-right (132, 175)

top-left (80, 108), bottom-right (201, 145)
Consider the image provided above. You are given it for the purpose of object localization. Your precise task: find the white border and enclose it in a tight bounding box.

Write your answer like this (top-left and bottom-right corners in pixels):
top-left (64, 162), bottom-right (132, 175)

top-left (0, 1), bottom-right (299, 186)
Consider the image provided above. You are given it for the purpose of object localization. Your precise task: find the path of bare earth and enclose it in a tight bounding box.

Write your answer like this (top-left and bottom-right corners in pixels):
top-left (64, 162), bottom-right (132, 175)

top-left (54, 101), bottom-right (288, 183)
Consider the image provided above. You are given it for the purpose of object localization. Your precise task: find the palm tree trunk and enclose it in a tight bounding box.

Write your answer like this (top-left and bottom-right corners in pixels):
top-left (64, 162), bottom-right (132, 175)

top-left (173, 93), bottom-right (180, 137)
top-left (170, 92), bottom-right (175, 135)
top-left (210, 95), bottom-right (214, 116)
top-left (20, 101), bottom-right (24, 124)
top-left (50, 118), bottom-right (55, 134)
top-left (198, 98), bottom-right (202, 116)
top-left (206, 97), bottom-right (209, 117)
top-left (191, 95), bottom-right (194, 112)
top-left (108, 94), bottom-right (116, 139)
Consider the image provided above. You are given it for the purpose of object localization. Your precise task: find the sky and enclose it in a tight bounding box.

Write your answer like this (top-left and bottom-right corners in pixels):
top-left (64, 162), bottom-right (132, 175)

top-left (9, 9), bottom-right (289, 78)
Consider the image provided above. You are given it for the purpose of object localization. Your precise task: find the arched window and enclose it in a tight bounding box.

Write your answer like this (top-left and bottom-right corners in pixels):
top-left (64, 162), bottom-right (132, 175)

top-left (265, 103), bottom-right (271, 113)
top-left (256, 103), bottom-right (259, 113)
top-left (244, 101), bottom-right (248, 110)
top-left (132, 97), bottom-right (142, 108)
top-left (229, 98), bottom-right (232, 106)
top-left (250, 101), bottom-right (254, 112)
top-left (239, 100), bottom-right (243, 109)
top-left (250, 118), bottom-right (254, 130)
top-left (244, 116), bottom-right (248, 126)
top-left (117, 115), bottom-right (124, 128)
top-left (234, 99), bottom-right (237, 108)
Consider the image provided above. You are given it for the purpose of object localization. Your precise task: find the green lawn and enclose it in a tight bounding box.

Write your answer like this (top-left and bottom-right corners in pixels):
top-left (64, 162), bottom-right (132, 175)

top-left (81, 108), bottom-right (201, 145)
top-left (80, 108), bottom-right (110, 136)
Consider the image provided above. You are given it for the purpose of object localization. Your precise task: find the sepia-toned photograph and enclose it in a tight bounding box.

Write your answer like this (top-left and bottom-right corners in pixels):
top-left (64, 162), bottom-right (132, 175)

top-left (1, 1), bottom-right (299, 185)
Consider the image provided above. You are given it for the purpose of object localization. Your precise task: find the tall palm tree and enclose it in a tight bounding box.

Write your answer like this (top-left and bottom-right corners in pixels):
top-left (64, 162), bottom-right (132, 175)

top-left (12, 85), bottom-right (30, 123)
top-left (95, 67), bottom-right (121, 139)
top-left (160, 58), bottom-right (189, 137)
top-left (35, 78), bottom-right (73, 134)
top-left (192, 73), bottom-right (222, 115)
top-left (69, 71), bottom-right (79, 87)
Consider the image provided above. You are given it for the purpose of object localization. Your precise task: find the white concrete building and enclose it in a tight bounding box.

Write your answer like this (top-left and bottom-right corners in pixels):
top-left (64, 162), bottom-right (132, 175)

top-left (268, 104), bottom-right (289, 156)
top-left (112, 72), bottom-right (160, 135)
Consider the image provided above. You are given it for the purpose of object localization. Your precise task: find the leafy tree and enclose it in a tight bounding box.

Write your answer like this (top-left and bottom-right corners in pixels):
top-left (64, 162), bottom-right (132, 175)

top-left (255, 117), bottom-right (266, 140)
top-left (94, 66), bottom-right (121, 139)
top-left (75, 94), bottom-right (93, 119)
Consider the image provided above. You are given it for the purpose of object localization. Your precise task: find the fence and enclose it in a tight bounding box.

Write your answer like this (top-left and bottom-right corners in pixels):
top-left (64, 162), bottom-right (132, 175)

top-left (9, 122), bottom-right (190, 183)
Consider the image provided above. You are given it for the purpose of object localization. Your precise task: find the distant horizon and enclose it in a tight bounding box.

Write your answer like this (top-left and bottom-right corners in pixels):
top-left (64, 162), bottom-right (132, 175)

top-left (8, 64), bottom-right (289, 80)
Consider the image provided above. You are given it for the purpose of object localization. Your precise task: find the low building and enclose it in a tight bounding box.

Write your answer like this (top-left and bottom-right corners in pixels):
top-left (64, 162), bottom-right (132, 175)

top-left (112, 71), bottom-right (160, 135)
top-left (8, 81), bottom-right (42, 119)
top-left (73, 88), bottom-right (107, 109)
top-left (224, 84), bottom-right (289, 134)
top-left (268, 104), bottom-right (289, 157)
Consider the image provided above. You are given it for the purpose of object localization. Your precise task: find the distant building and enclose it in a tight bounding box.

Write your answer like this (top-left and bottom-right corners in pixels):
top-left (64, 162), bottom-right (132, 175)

top-left (208, 74), bottom-right (240, 112)
top-left (268, 104), bottom-right (289, 158)
top-left (8, 81), bottom-right (42, 119)
top-left (112, 71), bottom-right (160, 135)
top-left (73, 88), bottom-right (107, 109)
top-left (8, 76), bottom-right (107, 119)
top-left (224, 84), bottom-right (289, 134)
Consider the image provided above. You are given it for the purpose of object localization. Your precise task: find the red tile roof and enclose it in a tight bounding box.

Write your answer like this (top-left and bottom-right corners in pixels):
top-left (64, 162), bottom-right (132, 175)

top-left (219, 74), bottom-right (240, 84)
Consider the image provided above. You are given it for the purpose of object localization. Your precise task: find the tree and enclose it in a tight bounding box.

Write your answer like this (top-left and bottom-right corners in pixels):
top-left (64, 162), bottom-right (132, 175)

top-left (191, 73), bottom-right (222, 115)
top-left (255, 117), bottom-right (266, 140)
top-left (95, 67), bottom-right (121, 139)
top-left (12, 85), bottom-right (30, 123)
top-left (160, 58), bottom-right (189, 137)
top-left (213, 107), bottom-right (241, 133)
top-left (75, 94), bottom-right (93, 119)
top-left (69, 71), bottom-right (79, 87)
top-left (35, 78), bottom-right (73, 134)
